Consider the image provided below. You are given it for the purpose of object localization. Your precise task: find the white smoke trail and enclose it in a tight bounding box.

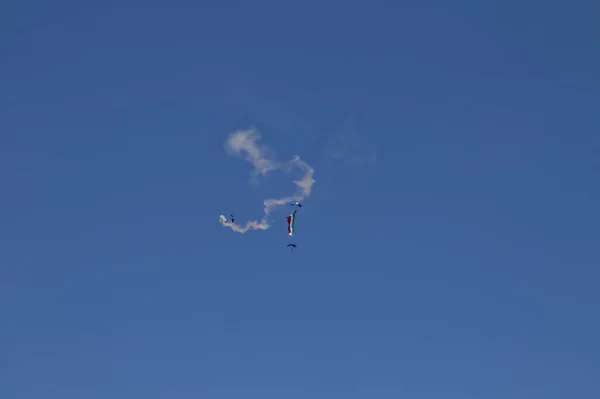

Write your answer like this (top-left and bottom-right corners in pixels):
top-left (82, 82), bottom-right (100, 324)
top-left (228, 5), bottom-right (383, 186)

top-left (220, 128), bottom-right (315, 233)
top-left (219, 214), bottom-right (270, 233)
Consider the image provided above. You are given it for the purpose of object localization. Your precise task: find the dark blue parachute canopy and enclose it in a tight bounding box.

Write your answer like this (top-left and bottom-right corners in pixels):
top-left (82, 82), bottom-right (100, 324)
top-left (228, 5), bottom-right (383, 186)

top-left (287, 244), bottom-right (297, 248)
top-left (290, 201), bottom-right (302, 207)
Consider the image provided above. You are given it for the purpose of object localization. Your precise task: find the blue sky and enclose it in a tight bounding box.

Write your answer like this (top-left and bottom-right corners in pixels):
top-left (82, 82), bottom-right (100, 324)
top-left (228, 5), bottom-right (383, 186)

top-left (2, 1), bottom-right (599, 398)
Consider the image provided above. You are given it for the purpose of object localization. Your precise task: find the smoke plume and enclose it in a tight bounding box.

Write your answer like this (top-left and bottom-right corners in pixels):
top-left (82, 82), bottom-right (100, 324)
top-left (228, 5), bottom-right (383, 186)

top-left (220, 128), bottom-right (315, 233)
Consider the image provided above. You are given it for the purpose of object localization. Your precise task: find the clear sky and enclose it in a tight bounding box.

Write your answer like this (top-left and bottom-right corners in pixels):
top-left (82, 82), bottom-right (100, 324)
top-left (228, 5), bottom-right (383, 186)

top-left (2, 1), bottom-right (599, 398)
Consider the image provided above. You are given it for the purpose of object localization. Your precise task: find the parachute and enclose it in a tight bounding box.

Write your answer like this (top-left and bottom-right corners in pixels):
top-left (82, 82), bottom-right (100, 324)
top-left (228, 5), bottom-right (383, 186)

top-left (287, 243), bottom-right (297, 251)
top-left (219, 214), bottom-right (236, 225)
top-left (290, 201), bottom-right (302, 207)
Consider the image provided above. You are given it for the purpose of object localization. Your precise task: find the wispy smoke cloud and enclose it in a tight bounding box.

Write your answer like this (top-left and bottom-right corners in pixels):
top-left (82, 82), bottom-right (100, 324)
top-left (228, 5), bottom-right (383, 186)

top-left (224, 128), bottom-right (279, 177)
top-left (323, 128), bottom-right (377, 168)
top-left (220, 128), bottom-right (315, 233)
